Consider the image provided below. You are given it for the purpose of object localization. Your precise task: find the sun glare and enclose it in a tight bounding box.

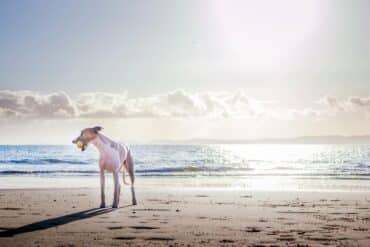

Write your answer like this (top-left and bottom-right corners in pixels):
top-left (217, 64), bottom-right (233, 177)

top-left (211, 0), bottom-right (320, 64)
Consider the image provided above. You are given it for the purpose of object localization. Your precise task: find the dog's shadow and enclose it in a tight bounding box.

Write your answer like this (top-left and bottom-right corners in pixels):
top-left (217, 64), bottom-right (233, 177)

top-left (0, 207), bottom-right (122, 237)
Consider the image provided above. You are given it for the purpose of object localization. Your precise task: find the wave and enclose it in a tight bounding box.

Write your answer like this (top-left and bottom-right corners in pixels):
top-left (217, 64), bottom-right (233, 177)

top-left (135, 166), bottom-right (254, 173)
top-left (0, 170), bottom-right (98, 175)
top-left (0, 158), bottom-right (90, 165)
top-left (0, 168), bottom-right (369, 179)
top-left (0, 166), bottom-right (253, 175)
top-left (355, 162), bottom-right (370, 168)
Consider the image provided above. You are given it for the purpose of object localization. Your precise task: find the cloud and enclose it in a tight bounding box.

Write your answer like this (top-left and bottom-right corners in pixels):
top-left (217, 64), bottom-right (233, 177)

top-left (0, 89), bottom-right (256, 119)
top-left (1, 90), bottom-right (370, 120)
top-left (348, 96), bottom-right (370, 107)
top-left (0, 90), bottom-right (76, 118)
top-left (315, 95), bottom-right (370, 113)
top-left (316, 96), bottom-right (344, 111)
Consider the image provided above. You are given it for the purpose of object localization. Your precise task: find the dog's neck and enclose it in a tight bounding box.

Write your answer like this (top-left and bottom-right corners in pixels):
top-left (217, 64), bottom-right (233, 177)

top-left (90, 134), bottom-right (107, 154)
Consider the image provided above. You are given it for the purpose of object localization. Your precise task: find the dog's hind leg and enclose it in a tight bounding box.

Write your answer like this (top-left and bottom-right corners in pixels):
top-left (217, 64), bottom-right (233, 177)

top-left (126, 150), bottom-right (137, 205)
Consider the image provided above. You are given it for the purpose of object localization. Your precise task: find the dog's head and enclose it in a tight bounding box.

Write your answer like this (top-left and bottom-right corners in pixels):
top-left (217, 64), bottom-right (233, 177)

top-left (72, 126), bottom-right (103, 151)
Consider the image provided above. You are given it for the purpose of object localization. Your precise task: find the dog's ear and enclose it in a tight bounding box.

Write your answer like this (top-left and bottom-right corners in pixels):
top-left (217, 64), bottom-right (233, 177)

top-left (93, 126), bottom-right (103, 133)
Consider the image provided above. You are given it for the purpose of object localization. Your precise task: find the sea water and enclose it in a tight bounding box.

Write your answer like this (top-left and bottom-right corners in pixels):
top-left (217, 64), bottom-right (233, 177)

top-left (0, 144), bottom-right (369, 191)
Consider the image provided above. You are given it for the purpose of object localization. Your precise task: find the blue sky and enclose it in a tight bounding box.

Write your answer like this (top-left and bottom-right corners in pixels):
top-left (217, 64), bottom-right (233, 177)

top-left (0, 0), bottom-right (370, 143)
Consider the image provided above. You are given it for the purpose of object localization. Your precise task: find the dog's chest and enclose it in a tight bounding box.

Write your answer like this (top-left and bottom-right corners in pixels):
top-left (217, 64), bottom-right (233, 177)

top-left (99, 145), bottom-right (121, 164)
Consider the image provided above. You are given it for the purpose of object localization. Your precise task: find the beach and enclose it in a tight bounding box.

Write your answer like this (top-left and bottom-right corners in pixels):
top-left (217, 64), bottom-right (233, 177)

top-left (0, 185), bottom-right (369, 246)
top-left (1, 144), bottom-right (369, 246)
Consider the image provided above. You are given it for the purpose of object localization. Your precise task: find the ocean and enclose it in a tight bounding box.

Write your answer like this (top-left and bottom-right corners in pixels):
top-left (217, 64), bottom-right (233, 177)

top-left (0, 144), bottom-right (369, 191)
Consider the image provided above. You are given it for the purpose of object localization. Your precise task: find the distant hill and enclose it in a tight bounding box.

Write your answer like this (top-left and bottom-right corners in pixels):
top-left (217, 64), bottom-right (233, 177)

top-left (152, 135), bottom-right (370, 144)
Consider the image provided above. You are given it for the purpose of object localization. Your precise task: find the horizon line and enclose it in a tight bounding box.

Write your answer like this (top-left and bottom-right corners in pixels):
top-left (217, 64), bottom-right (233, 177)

top-left (1, 134), bottom-right (370, 145)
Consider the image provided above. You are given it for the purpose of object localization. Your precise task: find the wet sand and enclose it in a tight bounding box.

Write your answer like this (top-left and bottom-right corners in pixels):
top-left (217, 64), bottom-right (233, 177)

top-left (0, 187), bottom-right (369, 246)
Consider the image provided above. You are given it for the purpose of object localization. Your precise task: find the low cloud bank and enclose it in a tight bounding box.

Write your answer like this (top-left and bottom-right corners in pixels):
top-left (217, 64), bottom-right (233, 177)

top-left (0, 90), bottom-right (369, 119)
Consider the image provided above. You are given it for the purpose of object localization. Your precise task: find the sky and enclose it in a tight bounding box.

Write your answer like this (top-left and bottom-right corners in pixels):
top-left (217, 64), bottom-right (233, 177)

top-left (0, 0), bottom-right (370, 144)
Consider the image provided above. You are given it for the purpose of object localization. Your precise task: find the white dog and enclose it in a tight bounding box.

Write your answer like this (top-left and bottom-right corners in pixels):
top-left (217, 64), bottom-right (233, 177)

top-left (72, 126), bottom-right (137, 208)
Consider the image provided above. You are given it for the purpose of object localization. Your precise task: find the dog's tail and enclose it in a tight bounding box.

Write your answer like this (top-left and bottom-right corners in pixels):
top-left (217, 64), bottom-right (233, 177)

top-left (122, 168), bottom-right (130, 185)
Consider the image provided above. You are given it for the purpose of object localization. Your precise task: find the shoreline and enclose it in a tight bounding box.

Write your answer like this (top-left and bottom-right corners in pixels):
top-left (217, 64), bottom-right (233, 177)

top-left (1, 175), bottom-right (369, 193)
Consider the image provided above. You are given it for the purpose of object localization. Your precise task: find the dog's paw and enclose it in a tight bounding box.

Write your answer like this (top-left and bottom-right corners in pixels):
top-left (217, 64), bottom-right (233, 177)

top-left (112, 200), bottom-right (119, 208)
top-left (132, 199), bottom-right (137, 205)
top-left (99, 203), bottom-right (106, 208)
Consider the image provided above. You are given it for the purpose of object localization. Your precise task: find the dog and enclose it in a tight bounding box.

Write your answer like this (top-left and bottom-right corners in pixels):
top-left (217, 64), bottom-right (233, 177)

top-left (72, 126), bottom-right (137, 208)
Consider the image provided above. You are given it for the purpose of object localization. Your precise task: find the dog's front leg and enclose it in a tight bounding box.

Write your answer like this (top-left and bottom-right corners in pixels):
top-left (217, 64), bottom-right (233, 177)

top-left (112, 171), bottom-right (120, 208)
top-left (99, 169), bottom-right (106, 208)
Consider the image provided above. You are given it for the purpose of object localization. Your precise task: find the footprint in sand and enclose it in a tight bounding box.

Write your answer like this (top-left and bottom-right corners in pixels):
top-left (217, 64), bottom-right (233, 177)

top-left (321, 224), bottom-right (342, 230)
top-left (277, 237), bottom-right (296, 242)
top-left (0, 207), bottom-right (22, 211)
top-left (245, 227), bottom-right (261, 233)
top-left (277, 234), bottom-right (295, 241)
top-left (130, 226), bottom-right (159, 230)
top-left (115, 236), bottom-right (136, 240)
top-left (145, 237), bottom-right (174, 241)
top-left (353, 227), bottom-right (368, 231)
top-left (305, 236), bottom-right (334, 241)
top-left (283, 222), bottom-right (297, 226)
top-left (219, 239), bottom-right (235, 243)
top-left (108, 226), bottom-right (124, 230)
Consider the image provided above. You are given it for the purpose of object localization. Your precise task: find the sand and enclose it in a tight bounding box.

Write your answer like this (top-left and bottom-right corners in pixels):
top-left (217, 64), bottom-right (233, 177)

top-left (0, 186), bottom-right (369, 246)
